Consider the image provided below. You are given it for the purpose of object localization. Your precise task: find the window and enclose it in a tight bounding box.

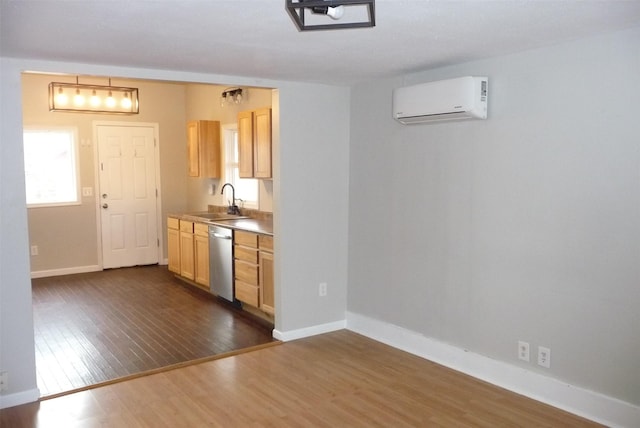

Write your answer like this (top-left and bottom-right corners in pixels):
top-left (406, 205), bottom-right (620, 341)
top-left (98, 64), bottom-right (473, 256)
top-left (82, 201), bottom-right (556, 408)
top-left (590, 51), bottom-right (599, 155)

top-left (223, 124), bottom-right (258, 209)
top-left (23, 127), bottom-right (80, 207)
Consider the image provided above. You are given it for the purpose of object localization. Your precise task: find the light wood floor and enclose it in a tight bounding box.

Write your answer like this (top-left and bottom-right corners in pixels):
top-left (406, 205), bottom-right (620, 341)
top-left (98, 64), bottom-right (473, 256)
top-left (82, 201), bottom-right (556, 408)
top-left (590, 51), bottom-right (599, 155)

top-left (31, 265), bottom-right (275, 397)
top-left (1, 330), bottom-right (602, 427)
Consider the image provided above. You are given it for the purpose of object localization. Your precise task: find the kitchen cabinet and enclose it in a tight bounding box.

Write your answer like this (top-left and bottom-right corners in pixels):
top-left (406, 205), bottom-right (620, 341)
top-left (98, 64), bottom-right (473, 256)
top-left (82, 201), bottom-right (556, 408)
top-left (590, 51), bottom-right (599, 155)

top-left (238, 108), bottom-right (272, 179)
top-left (234, 230), bottom-right (259, 306)
top-left (238, 111), bottom-right (254, 179)
top-left (179, 220), bottom-right (195, 280)
top-left (233, 230), bottom-right (274, 315)
top-left (258, 234), bottom-right (274, 315)
top-left (187, 120), bottom-right (221, 178)
top-left (170, 217), bottom-right (209, 289)
top-left (193, 223), bottom-right (210, 289)
top-left (167, 217), bottom-right (181, 274)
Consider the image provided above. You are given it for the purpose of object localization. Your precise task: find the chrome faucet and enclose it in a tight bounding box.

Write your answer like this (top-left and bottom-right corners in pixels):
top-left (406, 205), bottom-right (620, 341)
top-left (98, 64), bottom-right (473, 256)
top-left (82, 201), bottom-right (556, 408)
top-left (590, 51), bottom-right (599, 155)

top-left (220, 183), bottom-right (240, 215)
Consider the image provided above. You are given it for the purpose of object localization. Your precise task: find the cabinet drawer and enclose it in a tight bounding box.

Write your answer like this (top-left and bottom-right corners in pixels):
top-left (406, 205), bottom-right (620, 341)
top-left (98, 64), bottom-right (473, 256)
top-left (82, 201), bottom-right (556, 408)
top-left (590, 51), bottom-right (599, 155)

top-left (235, 230), bottom-right (258, 248)
top-left (179, 220), bottom-right (194, 233)
top-left (235, 260), bottom-right (258, 284)
top-left (235, 280), bottom-right (259, 307)
top-left (258, 234), bottom-right (273, 252)
top-left (194, 222), bottom-right (209, 237)
top-left (168, 217), bottom-right (180, 230)
top-left (234, 245), bottom-right (258, 263)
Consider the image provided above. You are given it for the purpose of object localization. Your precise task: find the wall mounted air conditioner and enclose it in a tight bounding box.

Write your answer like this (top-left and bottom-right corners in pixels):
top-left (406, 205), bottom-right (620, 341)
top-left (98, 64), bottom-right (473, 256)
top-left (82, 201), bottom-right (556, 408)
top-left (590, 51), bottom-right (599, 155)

top-left (392, 76), bottom-right (488, 124)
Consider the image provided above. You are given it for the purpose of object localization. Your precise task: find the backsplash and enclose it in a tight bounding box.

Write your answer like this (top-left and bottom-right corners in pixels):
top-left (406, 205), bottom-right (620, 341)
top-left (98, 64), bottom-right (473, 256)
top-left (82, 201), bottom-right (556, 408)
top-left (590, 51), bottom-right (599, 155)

top-left (207, 205), bottom-right (273, 221)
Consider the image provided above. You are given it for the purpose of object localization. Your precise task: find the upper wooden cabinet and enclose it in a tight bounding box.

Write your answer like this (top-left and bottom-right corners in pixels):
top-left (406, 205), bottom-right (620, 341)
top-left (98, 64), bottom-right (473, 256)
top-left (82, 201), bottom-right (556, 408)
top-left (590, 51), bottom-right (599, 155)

top-left (238, 111), bottom-right (254, 179)
top-left (238, 108), bottom-right (272, 179)
top-left (187, 120), bottom-right (221, 178)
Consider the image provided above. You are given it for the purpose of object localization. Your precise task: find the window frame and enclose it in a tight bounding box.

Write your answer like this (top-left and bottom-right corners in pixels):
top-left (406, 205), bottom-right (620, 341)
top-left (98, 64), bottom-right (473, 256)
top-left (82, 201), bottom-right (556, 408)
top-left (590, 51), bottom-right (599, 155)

top-left (23, 126), bottom-right (81, 208)
top-left (222, 123), bottom-right (258, 210)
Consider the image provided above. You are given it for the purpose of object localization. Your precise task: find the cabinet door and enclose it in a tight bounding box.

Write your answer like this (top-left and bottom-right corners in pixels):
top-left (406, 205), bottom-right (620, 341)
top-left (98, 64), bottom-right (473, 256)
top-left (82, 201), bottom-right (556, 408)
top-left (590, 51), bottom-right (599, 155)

top-left (200, 121), bottom-right (221, 178)
top-left (186, 121), bottom-right (199, 177)
top-left (259, 250), bottom-right (274, 315)
top-left (180, 231), bottom-right (195, 280)
top-left (238, 110), bottom-right (254, 178)
top-left (167, 227), bottom-right (181, 274)
top-left (253, 108), bottom-right (272, 179)
top-left (194, 234), bottom-right (209, 288)
top-left (235, 280), bottom-right (259, 307)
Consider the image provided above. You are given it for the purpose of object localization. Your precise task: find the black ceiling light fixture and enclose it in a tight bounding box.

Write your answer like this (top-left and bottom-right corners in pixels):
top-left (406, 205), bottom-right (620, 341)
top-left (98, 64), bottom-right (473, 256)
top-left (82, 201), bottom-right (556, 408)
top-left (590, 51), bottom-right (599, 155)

top-left (286, 0), bottom-right (375, 31)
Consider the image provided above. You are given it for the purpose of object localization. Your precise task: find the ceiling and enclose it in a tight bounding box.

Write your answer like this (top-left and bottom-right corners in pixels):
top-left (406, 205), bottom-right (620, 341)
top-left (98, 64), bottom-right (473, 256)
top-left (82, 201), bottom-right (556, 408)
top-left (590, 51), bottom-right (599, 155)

top-left (2, 1), bottom-right (640, 86)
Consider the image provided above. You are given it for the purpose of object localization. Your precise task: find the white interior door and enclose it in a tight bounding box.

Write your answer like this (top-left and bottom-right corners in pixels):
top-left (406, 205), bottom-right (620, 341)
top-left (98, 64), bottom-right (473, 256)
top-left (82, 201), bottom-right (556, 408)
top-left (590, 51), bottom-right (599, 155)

top-left (97, 124), bottom-right (159, 269)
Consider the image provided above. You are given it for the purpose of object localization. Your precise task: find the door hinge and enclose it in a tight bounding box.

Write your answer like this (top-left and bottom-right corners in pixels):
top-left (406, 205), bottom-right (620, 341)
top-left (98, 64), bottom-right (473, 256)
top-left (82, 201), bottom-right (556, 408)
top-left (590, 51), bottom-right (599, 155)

top-left (157, 238), bottom-right (160, 247)
top-left (155, 189), bottom-right (158, 197)
top-left (100, 162), bottom-right (104, 171)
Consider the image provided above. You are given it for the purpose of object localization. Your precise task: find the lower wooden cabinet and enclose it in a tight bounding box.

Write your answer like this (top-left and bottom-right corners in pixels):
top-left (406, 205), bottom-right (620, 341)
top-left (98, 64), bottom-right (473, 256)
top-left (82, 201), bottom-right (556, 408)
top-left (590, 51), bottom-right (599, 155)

top-left (169, 216), bottom-right (274, 316)
top-left (169, 218), bottom-right (209, 289)
top-left (258, 235), bottom-right (274, 315)
top-left (167, 217), bottom-right (181, 274)
top-left (179, 220), bottom-right (195, 280)
top-left (234, 230), bottom-right (274, 315)
top-left (193, 223), bottom-right (210, 289)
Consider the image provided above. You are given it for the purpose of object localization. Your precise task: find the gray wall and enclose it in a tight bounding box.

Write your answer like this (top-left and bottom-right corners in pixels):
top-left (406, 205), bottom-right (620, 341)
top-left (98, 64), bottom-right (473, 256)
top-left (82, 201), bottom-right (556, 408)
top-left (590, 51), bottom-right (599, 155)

top-left (348, 26), bottom-right (640, 406)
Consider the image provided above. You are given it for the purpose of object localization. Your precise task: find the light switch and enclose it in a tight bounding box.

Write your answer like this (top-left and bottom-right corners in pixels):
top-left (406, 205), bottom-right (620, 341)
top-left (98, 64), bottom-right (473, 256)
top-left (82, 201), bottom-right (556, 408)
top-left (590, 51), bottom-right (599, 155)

top-left (82, 187), bottom-right (93, 197)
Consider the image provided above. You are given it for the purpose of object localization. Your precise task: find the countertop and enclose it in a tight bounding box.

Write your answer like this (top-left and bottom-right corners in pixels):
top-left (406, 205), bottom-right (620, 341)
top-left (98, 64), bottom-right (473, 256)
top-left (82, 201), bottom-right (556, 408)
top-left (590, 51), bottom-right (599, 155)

top-left (169, 212), bottom-right (273, 236)
top-left (211, 218), bottom-right (273, 235)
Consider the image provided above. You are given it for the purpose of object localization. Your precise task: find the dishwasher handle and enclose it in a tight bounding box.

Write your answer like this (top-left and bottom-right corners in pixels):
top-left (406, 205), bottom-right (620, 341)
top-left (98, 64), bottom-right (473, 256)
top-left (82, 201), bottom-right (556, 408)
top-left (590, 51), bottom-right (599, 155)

top-left (212, 233), bottom-right (232, 239)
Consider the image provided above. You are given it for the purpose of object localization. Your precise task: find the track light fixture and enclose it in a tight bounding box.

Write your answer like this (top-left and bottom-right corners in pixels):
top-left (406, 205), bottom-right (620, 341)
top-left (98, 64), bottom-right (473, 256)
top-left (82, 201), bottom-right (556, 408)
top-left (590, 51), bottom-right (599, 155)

top-left (286, 0), bottom-right (375, 31)
top-left (49, 77), bottom-right (139, 114)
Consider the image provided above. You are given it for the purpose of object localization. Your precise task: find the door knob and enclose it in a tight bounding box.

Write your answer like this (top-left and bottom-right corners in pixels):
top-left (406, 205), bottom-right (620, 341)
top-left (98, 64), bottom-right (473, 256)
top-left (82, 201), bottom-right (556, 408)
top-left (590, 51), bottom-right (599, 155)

top-left (102, 203), bottom-right (109, 209)
top-left (102, 193), bottom-right (108, 199)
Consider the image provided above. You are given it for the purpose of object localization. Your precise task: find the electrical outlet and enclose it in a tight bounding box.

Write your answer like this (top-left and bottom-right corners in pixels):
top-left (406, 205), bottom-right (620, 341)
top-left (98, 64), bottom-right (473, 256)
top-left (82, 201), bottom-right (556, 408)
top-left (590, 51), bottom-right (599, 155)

top-left (30, 245), bottom-right (39, 256)
top-left (518, 341), bottom-right (530, 362)
top-left (319, 282), bottom-right (327, 297)
top-left (538, 346), bottom-right (551, 368)
top-left (0, 371), bottom-right (8, 392)
top-left (82, 187), bottom-right (93, 197)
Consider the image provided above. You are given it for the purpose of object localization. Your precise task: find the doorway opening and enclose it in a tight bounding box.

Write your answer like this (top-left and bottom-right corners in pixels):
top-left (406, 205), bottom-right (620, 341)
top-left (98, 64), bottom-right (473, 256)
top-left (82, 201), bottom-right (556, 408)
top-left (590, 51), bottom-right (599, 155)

top-left (22, 72), bottom-right (278, 398)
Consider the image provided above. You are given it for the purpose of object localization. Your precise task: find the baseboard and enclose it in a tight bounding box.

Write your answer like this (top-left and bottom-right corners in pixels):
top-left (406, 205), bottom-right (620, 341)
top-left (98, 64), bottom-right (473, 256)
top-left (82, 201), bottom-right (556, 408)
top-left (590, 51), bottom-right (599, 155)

top-left (31, 265), bottom-right (101, 279)
top-left (273, 319), bottom-right (346, 342)
top-left (0, 388), bottom-right (40, 409)
top-left (346, 311), bottom-right (639, 428)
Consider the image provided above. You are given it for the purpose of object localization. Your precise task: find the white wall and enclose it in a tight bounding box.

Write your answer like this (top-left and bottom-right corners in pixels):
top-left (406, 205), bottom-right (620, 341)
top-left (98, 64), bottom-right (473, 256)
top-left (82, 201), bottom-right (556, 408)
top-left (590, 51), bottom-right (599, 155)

top-left (0, 58), bottom-right (350, 407)
top-left (348, 26), bottom-right (640, 409)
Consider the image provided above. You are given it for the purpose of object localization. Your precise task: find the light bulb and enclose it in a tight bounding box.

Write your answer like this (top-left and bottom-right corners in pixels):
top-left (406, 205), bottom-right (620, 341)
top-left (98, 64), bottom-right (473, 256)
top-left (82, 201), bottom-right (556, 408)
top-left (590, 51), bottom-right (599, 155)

top-left (327, 5), bottom-right (344, 19)
top-left (73, 89), bottom-right (85, 106)
top-left (55, 88), bottom-right (68, 106)
top-left (90, 90), bottom-right (101, 107)
top-left (105, 91), bottom-right (116, 108)
top-left (121, 93), bottom-right (132, 109)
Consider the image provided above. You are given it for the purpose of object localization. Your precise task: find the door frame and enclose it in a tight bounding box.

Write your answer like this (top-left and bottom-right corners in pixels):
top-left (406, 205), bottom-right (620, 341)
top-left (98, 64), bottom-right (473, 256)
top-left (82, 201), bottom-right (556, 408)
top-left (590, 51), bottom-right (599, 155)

top-left (92, 121), bottom-right (163, 269)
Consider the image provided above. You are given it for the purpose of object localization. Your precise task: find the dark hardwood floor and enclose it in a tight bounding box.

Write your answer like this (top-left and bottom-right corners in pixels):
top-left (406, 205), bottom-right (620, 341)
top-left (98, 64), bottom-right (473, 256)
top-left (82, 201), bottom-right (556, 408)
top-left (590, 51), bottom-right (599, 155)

top-left (31, 265), bottom-right (276, 397)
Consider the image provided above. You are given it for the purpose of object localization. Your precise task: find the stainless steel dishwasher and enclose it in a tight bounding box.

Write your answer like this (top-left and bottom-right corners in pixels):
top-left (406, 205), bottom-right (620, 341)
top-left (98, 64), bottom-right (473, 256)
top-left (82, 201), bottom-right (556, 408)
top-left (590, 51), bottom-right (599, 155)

top-left (209, 225), bottom-right (233, 302)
